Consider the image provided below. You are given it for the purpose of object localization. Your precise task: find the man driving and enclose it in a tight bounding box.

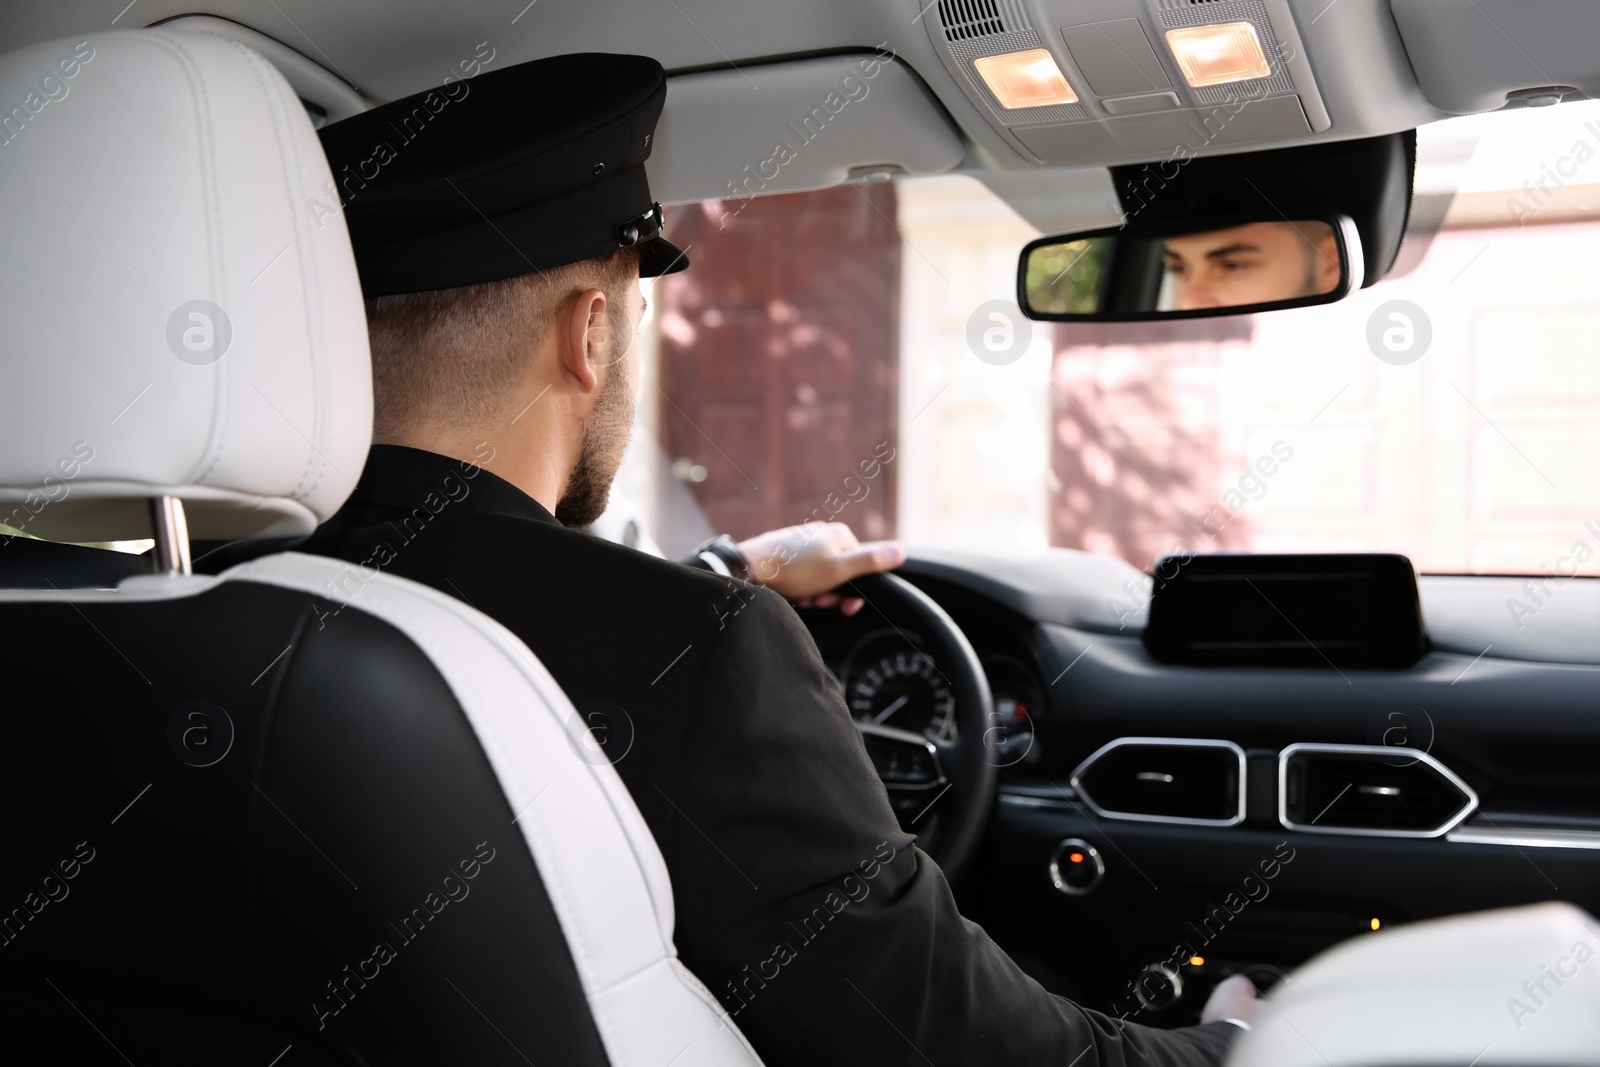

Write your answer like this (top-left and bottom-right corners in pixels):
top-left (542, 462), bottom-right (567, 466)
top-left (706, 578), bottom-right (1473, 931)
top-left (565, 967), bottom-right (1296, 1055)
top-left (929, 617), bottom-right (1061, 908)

top-left (203, 52), bottom-right (1254, 1066)
top-left (1163, 220), bottom-right (1339, 311)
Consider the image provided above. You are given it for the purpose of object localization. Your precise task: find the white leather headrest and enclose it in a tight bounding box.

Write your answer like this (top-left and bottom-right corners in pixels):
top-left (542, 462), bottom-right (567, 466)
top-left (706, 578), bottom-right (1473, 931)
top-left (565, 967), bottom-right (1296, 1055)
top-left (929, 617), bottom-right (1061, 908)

top-left (0, 30), bottom-right (371, 541)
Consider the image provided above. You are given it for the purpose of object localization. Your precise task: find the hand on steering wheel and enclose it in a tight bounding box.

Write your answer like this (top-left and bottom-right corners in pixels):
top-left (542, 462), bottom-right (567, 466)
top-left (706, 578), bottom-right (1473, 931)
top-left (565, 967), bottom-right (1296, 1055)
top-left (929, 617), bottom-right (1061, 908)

top-left (740, 522), bottom-right (905, 615)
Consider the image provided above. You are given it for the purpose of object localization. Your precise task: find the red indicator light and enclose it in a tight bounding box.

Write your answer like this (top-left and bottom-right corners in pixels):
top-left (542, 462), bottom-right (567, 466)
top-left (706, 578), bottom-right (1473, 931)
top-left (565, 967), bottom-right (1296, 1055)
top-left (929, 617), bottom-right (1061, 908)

top-left (1069, 852), bottom-right (1084, 864)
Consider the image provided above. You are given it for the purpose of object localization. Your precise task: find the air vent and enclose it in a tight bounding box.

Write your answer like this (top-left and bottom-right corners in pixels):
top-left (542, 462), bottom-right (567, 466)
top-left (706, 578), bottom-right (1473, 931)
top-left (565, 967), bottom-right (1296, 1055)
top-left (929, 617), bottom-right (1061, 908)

top-left (1071, 738), bottom-right (1245, 826)
top-left (938, 0), bottom-right (1006, 41)
top-left (1280, 744), bottom-right (1478, 838)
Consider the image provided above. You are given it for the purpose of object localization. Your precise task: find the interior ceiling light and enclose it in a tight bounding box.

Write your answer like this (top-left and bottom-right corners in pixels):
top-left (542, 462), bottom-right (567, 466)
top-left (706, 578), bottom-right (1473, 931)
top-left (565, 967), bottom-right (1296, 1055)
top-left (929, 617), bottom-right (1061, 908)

top-left (1165, 21), bottom-right (1272, 88)
top-left (973, 48), bottom-right (1078, 109)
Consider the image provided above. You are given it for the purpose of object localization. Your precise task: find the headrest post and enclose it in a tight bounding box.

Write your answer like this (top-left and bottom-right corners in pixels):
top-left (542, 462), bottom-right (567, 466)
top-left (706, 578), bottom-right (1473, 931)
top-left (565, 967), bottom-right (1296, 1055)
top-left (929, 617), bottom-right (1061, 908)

top-left (150, 496), bottom-right (193, 576)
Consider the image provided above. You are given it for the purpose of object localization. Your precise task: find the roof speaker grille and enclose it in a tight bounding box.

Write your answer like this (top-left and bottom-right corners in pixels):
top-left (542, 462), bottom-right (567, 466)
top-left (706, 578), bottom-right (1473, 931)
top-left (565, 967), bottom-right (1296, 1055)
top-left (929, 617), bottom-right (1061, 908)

top-left (939, 0), bottom-right (1006, 41)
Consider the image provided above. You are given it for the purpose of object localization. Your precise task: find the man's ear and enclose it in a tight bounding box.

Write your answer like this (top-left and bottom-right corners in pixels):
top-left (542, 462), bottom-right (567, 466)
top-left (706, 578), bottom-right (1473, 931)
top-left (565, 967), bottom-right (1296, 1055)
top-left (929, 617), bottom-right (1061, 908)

top-left (560, 288), bottom-right (610, 394)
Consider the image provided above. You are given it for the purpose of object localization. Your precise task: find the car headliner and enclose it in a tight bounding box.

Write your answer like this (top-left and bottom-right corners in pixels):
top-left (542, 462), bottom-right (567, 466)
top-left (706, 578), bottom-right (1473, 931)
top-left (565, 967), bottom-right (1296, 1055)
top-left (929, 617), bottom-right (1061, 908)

top-left (4, 0), bottom-right (1598, 232)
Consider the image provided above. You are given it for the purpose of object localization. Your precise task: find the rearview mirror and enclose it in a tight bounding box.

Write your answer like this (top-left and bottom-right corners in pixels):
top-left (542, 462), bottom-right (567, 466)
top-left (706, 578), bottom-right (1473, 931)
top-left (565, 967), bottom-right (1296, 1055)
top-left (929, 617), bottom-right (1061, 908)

top-left (1018, 216), bottom-right (1362, 321)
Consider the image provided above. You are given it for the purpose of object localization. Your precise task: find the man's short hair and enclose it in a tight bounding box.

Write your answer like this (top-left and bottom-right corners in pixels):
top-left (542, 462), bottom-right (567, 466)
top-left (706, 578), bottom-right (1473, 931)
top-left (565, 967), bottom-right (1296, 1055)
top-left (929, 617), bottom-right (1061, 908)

top-left (363, 247), bottom-right (640, 441)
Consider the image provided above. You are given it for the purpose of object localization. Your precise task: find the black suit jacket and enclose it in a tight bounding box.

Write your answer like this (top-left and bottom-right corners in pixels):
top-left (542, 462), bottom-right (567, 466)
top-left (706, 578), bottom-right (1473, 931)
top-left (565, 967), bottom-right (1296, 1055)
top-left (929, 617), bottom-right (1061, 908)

top-left (202, 445), bottom-right (1236, 1067)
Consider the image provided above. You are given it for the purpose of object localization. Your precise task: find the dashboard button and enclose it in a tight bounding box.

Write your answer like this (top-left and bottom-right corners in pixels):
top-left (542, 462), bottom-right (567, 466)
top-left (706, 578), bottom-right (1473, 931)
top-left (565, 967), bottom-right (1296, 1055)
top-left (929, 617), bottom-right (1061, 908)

top-left (1135, 963), bottom-right (1184, 1011)
top-left (1048, 837), bottom-right (1105, 896)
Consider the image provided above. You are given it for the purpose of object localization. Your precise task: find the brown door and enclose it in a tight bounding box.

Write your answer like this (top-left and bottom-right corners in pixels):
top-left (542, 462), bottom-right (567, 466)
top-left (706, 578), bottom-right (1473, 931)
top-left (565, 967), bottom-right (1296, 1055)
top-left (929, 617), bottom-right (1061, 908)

top-left (655, 184), bottom-right (901, 541)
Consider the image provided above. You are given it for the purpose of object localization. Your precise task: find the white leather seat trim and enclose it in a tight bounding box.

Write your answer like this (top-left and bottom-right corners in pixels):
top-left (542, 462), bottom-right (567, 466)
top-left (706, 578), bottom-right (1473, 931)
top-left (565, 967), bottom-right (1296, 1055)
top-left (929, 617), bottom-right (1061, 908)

top-left (221, 553), bottom-right (765, 1067)
top-left (1227, 901), bottom-right (1600, 1067)
top-left (0, 30), bottom-right (371, 542)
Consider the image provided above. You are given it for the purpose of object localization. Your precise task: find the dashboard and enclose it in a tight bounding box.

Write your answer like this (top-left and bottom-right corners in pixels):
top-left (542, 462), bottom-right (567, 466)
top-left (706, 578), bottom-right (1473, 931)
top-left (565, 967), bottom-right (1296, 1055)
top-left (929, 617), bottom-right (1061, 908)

top-left (814, 546), bottom-right (1600, 1025)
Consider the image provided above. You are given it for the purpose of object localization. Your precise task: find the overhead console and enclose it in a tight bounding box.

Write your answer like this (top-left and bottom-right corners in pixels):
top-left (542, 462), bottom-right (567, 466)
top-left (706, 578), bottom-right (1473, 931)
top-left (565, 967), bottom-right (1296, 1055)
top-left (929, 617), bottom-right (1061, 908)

top-left (921, 0), bottom-right (1331, 166)
top-left (1143, 553), bottom-right (1428, 669)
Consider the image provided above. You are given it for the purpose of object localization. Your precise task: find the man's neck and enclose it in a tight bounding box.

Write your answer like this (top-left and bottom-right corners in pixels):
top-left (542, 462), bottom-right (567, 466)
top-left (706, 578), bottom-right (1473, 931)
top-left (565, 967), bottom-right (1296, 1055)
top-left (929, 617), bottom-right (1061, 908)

top-left (378, 425), bottom-right (570, 515)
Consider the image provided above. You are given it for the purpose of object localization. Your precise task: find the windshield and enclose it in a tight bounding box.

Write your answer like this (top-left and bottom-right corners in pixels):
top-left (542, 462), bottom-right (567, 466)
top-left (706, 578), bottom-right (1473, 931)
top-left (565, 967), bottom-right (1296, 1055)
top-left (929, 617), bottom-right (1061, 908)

top-left (613, 101), bottom-right (1600, 576)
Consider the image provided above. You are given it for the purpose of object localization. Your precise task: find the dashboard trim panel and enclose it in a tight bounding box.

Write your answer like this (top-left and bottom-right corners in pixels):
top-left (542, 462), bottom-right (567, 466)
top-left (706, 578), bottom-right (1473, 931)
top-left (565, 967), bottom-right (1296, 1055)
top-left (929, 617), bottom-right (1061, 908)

top-left (1447, 825), bottom-right (1600, 851)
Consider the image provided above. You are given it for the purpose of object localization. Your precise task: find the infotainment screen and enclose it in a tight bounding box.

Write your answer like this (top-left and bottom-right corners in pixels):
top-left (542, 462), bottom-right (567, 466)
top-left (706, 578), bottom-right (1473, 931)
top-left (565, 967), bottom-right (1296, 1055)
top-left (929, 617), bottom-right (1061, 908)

top-left (1142, 553), bottom-right (1426, 669)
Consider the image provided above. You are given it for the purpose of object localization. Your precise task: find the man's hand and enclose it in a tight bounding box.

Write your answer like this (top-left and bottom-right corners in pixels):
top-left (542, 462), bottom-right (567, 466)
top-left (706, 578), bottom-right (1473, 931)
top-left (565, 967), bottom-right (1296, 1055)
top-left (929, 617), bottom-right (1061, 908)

top-left (1200, 974), bottom-right (1259, 1028)
top-left (738, 522), bottom-right (905, 616)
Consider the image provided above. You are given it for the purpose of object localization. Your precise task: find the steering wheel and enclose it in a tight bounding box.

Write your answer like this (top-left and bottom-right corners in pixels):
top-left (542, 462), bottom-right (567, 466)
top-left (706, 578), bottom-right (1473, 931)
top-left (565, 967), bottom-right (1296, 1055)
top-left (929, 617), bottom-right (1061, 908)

top-left (808, 572), bottom-right (998, 881)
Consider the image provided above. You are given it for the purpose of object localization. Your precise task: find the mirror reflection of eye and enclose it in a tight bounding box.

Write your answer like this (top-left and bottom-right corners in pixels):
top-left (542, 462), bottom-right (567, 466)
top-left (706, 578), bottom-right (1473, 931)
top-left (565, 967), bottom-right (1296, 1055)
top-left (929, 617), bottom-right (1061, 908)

top-left (1018, 215), bottom-right (1355, 322)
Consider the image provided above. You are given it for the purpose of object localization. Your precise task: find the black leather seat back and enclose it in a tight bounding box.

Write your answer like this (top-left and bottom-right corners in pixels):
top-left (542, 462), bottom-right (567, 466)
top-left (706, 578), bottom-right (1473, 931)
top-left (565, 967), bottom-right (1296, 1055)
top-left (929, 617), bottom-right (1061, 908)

top-left (0, 578), bottom-right (610, 1066)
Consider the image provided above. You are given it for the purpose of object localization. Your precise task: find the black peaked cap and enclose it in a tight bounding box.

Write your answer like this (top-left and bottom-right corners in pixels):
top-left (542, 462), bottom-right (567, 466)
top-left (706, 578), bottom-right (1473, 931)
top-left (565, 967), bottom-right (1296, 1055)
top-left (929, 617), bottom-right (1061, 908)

top-left (318, 52), bottom-right (688, 297)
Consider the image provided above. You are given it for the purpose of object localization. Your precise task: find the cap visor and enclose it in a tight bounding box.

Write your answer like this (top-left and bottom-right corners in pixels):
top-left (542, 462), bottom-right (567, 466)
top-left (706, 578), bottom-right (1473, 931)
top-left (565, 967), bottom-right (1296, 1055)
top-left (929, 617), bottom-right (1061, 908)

top-left (638, 235), bottom-right (690, 277)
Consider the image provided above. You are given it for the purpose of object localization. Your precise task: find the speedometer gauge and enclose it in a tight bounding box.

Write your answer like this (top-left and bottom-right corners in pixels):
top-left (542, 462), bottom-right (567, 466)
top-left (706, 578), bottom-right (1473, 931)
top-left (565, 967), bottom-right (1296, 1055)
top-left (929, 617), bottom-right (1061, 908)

top-left (847, 650), bottom-right (955, 743)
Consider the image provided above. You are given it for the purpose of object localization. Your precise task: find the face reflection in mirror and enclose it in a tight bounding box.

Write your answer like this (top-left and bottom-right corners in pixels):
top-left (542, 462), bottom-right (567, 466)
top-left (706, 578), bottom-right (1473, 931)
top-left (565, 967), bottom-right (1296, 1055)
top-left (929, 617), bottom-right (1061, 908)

top-left (1161, 221), bottom-right (1340, 311)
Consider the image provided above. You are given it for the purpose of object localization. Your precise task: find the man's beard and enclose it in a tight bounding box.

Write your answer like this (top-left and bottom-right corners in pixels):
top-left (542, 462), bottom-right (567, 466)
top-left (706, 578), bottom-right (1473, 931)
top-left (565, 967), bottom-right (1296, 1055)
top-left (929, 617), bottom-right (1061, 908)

top-left (554, 358), bottom-right (634, 527)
